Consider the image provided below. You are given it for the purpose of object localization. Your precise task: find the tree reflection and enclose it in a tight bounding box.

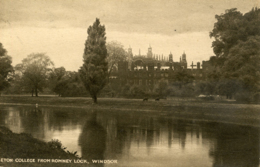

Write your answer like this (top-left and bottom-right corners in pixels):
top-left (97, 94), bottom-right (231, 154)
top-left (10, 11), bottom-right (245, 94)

top-left (208, 124), bottom-right (259, 167)
top-left (3, 106), bottom-right (260, 167)
top-left (115, 128), bottom-right (127, 154)
top-left (146, 118), bottom-right (154, 154)
top-left (175, 120), bottom-right (187, 149)
top-left (19, 107), bottom-right (45, 138)
top-left (78, 110), bottom-right (106, 167)
top-left (168, 119), bottom-right (173, 148)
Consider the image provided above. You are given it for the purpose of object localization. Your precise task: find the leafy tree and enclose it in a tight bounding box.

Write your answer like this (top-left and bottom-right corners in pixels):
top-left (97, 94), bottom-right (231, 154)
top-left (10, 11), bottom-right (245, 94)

top-left (154, 79), bottom-right (168, 98)
top-left (210, 8), bottom-right (243, 63)
top-left (222, 36), bottom-right (260, 91)
top-left (2, 73), bottom-right (23, 94)
top-left (107, 41), bottom-right (127, 78)
top-left (100, 84), bottom-right (116, 97)
top-left (181, 83), bottom-right (195, 97)
top-left (172, 70), bottom-right (194, 88)
top-left (195, 81), bottom-right (215, 95)
top-left (49, 69), bottom-right (85, 97)
top-left (16, 53), bottom-right (54, 97)
top-left (50, 67), bottom-right (66, 82)
top-left (79, 18), bottom-right (108, 103)
top-left (210, 8), bottom-right (260, 100)
top-left (217, 79), bottom-right (241, 99)
top-left (0, 43), bottom-right (13, 92)
top-left (129, 85), bottom-right (145, 98)
top-left (49, 67), bottom-right (66, 96)
top-left (121, 84), bottom-right (131, 97)
top-left (58, 71), bottom-right (87, 97)
top-left (210, 8), bottom-right (260, 63)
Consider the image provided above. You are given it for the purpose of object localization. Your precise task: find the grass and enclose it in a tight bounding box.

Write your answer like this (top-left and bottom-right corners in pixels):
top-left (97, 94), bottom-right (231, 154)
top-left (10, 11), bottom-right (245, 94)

top-left (0, 95), bottom-right (260, 127)
top-left (0, 126), bottom-right (86, 167)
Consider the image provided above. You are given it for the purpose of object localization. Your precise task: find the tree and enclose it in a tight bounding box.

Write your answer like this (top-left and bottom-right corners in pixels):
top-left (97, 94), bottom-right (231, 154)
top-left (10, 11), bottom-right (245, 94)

top-left (16, 53), bottom-right (54, 97)
top-left (210, 8), bottom-right (243, 63)
top-left (49, 67), bottom-right (66, 96)
top-left (56, 71), bottom-right (87, 97)
top-left (210, 8), bottom-right (260, 100)
top-left (79, 18), bottom-right (108, 103)
top-left (0, 43), bottom-right (13, 92)
top-left (154, 79), bottom-right (168, 98)
top-left (129, 85), bottom-right (145, 98)
top-left (172, 70), bottom-right (194, 88)
top-left (106, 41), bottom-right (127, 78)
top-left (2, 72), bottom-right (23, 94)
top-left (219, 36), bottom-right (260, 98)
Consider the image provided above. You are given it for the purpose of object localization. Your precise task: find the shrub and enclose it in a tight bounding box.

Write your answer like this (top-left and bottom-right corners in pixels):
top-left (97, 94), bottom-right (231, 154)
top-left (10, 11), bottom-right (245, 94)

top-left (235, 91), bottom-right (252, 103)
top-left (47, 139), bottom-right (62, 149)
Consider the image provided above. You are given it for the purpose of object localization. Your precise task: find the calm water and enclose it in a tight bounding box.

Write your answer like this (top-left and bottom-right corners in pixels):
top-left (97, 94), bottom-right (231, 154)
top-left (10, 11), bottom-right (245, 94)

top-left (0, 105), bottom-right (259, 167)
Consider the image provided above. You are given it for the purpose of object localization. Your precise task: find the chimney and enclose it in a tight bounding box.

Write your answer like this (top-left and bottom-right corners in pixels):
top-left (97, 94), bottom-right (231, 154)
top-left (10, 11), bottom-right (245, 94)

top-left (197, 62), bottom-right (200, 69)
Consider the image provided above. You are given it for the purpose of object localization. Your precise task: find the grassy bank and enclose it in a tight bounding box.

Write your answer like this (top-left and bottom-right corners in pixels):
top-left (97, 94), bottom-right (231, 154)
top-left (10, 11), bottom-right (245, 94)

top-left (0, 126), bottom-right (86, 167)
top-left (0, 95), bottom-right (260, 127)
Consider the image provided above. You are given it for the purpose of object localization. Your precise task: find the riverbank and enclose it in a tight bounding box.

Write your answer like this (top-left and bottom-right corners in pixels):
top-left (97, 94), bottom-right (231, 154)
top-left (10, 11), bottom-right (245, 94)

top-left (0, 126), bottom-right (86, 167)
top-left (0, 96), bottom-right (260, 127)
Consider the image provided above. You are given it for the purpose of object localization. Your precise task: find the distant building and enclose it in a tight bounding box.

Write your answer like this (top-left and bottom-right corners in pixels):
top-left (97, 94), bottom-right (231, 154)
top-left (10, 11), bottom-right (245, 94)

top-left (110, 45), bottom-right (212, 90)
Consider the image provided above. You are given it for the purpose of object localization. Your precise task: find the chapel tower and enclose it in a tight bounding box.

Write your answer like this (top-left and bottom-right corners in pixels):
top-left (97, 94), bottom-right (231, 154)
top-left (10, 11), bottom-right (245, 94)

top-left (147, 45), bottom-right (153, 58)
top-left (169, 52), bottom-right (173, 62)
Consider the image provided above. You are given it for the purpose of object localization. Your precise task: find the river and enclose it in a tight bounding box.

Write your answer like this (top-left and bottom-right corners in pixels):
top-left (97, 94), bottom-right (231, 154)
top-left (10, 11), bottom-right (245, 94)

top-left (0, 105), bottom-right (259, 167)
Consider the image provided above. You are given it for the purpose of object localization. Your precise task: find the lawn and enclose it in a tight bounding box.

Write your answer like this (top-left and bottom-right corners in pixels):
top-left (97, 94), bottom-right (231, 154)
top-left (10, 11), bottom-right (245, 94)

top-left (0, 95), bottom-right (260, 127)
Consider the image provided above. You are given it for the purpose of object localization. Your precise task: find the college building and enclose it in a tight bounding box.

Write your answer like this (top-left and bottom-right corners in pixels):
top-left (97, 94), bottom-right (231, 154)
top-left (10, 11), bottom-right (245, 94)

top-left (110, 45), bottom-right (213, 90)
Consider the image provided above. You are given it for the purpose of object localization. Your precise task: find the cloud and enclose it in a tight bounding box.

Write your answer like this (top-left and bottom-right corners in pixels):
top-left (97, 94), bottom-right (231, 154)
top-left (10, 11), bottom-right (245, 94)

top-left (0, 0), bottom-right (257, 71)
top-left (0, 0), bottom-right (257, 35)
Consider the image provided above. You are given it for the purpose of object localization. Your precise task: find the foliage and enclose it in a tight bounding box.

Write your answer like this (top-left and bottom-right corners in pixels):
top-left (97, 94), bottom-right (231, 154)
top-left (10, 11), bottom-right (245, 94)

top-left (49, 67), bottom-right (67, 96)
top-left (2, 73), bottom-right (24, 94)
top-left (209, 7), bottom-right (260, 101)
top-left (222, 36), bottom-right (260, 92)
top-left (235, 90), bottom-right (253, 103)
top-left (99, 84), bottom-right (116, 97)
top-left (107, 41), bottom-right (127, 77)
top-left (253, 92), bottom-right (260, 103)
top-left (48, 139), bottom-right (62, 149)
top-left (15, 53), bottom-right (54, 97)
top-left (55, 71), bottom-right (87, 97)
top-left (172, 70), bottom-right (194, 88)
top-left (202, 70), bottom-right (221, 96)
top-left (0, 43), bottom-right (13, 92)
top-left (181, 83), bottom-right (195, 97)
top-left (167, 83), bottom-right (195, 97)
top-left (154, 79), bottom-right (168, 98)
top-left (121, 84), bottom-right (131, 97)
top-left (0, 126), bottom-right (80, 161)
top-left (79, 18), bottom-right (108, 103)
top-left (210, 8), bottom-right (243, 61)
top-left (129, 85), bottom-right (145, 98)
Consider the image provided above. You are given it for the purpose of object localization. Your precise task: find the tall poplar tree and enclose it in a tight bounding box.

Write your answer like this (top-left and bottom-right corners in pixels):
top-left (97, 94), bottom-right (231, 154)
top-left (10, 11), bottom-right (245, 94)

top-left (79, 18), bottom-right (108, 103)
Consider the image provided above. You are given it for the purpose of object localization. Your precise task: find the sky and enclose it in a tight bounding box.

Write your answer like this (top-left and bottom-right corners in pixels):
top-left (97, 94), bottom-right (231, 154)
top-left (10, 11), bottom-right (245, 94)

top-left (0, 0), bottom-right (259, 71)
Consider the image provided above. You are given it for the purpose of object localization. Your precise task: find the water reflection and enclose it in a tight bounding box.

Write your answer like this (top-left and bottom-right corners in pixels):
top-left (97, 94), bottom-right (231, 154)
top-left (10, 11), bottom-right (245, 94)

top-left (0, 106), bottom-right (259, 167)
top-left (78, 110), bottom-right (106, 166)
top-left (208, 123), bottom-right (259, 167)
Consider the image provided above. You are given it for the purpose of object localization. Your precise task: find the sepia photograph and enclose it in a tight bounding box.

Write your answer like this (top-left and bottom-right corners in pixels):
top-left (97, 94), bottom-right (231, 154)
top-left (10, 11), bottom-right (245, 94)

top-left (0, 0), bottom-right (259, 166)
